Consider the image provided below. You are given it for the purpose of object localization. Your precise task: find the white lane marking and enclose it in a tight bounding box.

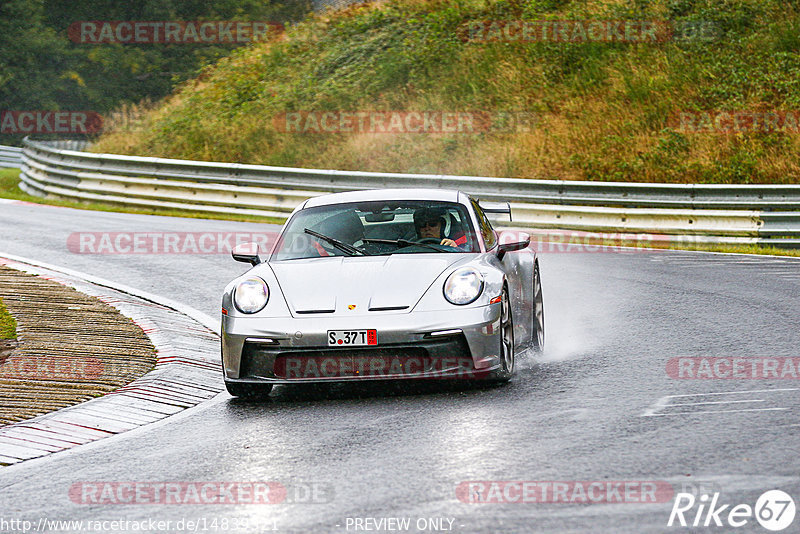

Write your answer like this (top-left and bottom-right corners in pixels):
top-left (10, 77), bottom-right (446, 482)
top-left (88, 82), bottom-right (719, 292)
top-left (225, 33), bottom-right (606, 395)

top-left (0, 199), bottom-right (19, 204)
top-left (648, 248), bottom-right (800, 261)
top-left (666, 388), bottom-right (799, 398)
top-left (667, 399), bottom-right (764, 407)
top-left (727, 259), bottom-right (789, 263)
top-left (642, 388), bottom-right (798, 416)
top-left (641, 395), bottom-right (671, 417)
top-left (645, 407), bottom-right (788, 417)
top-left (650, 256), bottom-right (796, 264)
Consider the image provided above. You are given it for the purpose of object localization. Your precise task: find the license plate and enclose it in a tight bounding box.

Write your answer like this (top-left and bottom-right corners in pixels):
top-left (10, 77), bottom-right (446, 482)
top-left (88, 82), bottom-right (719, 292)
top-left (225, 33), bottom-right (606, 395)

top-left (328, 330), bottom-right (377, 346)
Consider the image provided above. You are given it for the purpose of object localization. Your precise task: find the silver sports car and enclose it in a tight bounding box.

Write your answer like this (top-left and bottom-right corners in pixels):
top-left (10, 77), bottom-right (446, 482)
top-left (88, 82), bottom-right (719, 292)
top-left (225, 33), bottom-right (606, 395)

top-left (221, 188), bottom-right (544, 397)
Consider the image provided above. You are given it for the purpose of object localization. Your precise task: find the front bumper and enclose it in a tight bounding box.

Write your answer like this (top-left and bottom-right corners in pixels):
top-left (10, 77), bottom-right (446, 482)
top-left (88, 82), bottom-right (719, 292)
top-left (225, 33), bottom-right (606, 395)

top-left (222, 305), bottom-right (502, 383)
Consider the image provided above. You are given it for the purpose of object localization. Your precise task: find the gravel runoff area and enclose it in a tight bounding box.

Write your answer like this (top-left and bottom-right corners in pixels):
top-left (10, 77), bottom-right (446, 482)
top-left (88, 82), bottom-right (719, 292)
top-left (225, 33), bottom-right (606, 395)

top-left (0, 338), bottom-right (15, 368)
top-left (0, 256), bottom-right (222, 466)
top-left (0, 264), bottom-right (157, 425)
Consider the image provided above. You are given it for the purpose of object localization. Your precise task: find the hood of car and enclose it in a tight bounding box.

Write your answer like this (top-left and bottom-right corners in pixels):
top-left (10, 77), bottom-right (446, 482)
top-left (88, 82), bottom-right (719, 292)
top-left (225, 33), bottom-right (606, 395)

top-left (269, 255), bottom-right (466, 316)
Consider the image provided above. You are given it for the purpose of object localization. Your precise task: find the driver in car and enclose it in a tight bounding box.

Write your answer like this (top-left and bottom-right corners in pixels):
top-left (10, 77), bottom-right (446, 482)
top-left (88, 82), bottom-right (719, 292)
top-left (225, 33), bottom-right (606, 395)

top-left (413, 207), bottom-right (466, 248)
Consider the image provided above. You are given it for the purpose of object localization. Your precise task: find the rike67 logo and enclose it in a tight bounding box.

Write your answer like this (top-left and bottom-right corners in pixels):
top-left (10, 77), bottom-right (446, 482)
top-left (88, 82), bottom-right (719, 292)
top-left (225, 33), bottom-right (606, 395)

top-left (668, 490), bottom-right (796, 531)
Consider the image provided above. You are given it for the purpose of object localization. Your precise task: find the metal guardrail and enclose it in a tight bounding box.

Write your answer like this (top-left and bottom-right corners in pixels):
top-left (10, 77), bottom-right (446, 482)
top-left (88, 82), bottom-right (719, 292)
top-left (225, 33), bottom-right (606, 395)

top-left (0, 145), bottom-right (23, 169)
top-left (18, 138), bottom-right (800, 248)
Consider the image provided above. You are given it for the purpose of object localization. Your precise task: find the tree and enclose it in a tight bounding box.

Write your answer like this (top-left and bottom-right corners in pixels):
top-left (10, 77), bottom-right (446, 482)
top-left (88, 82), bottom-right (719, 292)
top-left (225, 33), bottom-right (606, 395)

top-left (0, 0), bottom-right (313, 144)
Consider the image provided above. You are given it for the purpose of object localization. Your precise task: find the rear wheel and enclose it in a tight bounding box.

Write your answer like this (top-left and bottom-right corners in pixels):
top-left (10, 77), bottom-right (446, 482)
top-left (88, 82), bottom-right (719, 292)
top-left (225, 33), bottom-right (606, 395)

top-left (225, 381), bottom-right (273, 398)
top-left (532, 261), bottom-right (545, 351)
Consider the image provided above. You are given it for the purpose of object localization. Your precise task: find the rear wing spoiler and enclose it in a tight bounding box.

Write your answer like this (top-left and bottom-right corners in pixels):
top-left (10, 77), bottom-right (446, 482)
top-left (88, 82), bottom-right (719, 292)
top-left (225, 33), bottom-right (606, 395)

top-left (478, 200), bottom-right (512, 222)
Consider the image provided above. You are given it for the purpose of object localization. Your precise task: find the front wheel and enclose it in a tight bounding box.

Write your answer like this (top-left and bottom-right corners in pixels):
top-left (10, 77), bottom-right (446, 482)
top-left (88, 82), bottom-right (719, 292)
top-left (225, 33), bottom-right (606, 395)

top-left (225, 381), bottom-right (273, 398)
top-left (495, 286), bottom-right (515, 382)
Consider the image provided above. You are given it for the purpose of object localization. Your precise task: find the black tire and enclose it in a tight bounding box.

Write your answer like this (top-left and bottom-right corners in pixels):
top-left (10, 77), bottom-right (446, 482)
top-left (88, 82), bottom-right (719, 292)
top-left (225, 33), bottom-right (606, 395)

top-left (496, 286), bottom-right (515, 382)
top-left (532, 261), bottom-right (545, 351)
top-left (225, 381), bottom-right (273, 398)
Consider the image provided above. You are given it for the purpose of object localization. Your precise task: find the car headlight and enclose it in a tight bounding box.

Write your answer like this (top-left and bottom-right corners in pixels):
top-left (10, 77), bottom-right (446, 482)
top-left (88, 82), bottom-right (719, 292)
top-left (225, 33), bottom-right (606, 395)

top-left (443, 267), bottom-right (484, 305)
top-left (233, 277), bottom-right (269, 314)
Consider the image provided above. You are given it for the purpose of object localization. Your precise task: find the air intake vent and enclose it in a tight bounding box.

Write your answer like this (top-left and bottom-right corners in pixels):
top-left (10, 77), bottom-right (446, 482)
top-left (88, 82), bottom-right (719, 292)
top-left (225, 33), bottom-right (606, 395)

top-left (368, 306), bottom-right (409, 312)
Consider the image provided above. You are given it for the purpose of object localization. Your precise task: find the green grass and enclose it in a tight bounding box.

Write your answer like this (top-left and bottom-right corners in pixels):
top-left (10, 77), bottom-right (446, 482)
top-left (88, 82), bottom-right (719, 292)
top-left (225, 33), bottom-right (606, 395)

top-left (0, 168), bottom-right (283, 224)
top-left (91, 0), bottom-right (800, 184)
top-left (605, 239), bottom-right (800, 258)
top-left (0, 298), bottom-right (16, 340)
top-left (665, 242), bottom-right (800, 257)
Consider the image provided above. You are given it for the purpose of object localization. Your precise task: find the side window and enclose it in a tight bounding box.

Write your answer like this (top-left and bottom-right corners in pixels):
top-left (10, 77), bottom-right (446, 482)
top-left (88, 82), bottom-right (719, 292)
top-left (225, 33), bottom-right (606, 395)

top-left (471, 198), bottom-right (496, 250)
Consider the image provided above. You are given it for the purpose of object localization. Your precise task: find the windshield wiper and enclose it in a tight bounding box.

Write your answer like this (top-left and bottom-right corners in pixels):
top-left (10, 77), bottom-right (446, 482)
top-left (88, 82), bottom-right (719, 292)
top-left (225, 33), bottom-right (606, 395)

top-left (304, 228), bottom-right (368, 256)
top-left (362, 238), bottom-right (449, 253)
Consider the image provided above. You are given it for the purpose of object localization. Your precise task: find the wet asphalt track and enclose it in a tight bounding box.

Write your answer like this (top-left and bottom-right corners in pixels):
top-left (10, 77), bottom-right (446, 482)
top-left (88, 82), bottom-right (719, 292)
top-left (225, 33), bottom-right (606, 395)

top-left (0, 200), bottom-right (799, 533)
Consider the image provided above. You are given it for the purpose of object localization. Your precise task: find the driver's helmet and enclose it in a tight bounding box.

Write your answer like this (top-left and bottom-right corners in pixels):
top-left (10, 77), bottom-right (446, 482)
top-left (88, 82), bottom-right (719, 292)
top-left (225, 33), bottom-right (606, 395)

top-left (413, 207), bottom-right (447, 237)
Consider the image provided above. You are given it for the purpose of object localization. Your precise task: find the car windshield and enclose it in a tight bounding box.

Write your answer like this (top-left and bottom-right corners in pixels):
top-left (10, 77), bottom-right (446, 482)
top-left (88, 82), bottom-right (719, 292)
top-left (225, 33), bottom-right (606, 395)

top-left (271, 200), bottom-right (480, 261)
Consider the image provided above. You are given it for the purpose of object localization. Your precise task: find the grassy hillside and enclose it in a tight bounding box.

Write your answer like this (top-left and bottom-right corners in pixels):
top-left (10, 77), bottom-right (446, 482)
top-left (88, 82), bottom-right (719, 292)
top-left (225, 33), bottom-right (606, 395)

top-left (93, 0), bottom-right (800, 183)
top-left (0, 298), bottom-right (15, 340)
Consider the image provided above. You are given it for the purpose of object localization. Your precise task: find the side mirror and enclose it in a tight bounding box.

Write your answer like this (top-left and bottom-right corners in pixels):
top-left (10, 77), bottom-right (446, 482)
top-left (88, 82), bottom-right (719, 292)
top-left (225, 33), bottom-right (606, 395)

top-left (497, 232), bottom-right (530, 261)
top-left (232, 242), bottom-right (261, 266)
